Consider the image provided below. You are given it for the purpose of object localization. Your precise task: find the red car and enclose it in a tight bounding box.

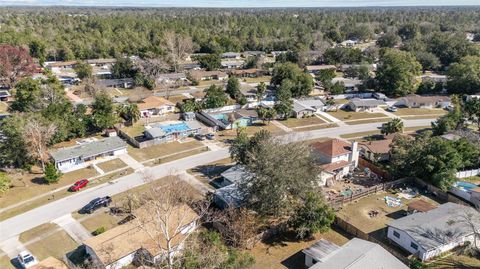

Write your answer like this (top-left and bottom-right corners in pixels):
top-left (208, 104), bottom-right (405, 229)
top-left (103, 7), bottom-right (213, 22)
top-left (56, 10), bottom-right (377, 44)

top-left (69, 179), bottom-right (89, 192)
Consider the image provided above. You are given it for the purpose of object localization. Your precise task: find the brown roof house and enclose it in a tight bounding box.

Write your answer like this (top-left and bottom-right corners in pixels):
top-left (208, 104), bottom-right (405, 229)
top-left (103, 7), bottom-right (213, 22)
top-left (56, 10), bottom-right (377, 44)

top-left (30, 257), bottom-right (69, 269)
top-left (84, 205), bottom-right (199, 269)
top-left (395, 94), bottom-right (451, 109)
top-left (359, 136), bottom-right (393, 163)
top-left (311, 138), bottom-right (359, 186)
top-left (189, 70), bottom-right (228, 82)
top-left (138, 96), bottom-right (176, 118)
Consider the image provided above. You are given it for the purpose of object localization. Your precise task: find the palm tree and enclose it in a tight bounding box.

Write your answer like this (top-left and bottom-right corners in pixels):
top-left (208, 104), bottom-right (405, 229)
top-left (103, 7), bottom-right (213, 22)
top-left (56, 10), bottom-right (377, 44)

top-left (256, 82), bottom-right (267, 101)
top-left (118, 104), bottom-right (141, 125)
top-left (381, 118), bottom-right (404, 135)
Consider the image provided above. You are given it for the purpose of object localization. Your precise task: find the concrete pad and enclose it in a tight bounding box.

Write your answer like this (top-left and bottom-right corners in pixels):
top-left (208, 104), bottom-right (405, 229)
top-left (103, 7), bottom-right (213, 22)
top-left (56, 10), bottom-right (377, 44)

top-left (176, 171), bottom-right (214, 195)
top-left (0, 236), bottom-right (28, 259)
top-left (52, 214), bottom-right (91, 244)
top-left (118, 154), bottom-right (144, 171)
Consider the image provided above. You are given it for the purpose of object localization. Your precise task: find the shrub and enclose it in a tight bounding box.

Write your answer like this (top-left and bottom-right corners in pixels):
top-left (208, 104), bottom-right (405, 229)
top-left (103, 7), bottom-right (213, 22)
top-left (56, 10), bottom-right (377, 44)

top-left (0, 172), bottom-right (11, 194)
top-left (92, 227), bottom-right (106, 236)
top-left (44, 163), bottom-right (62, 184)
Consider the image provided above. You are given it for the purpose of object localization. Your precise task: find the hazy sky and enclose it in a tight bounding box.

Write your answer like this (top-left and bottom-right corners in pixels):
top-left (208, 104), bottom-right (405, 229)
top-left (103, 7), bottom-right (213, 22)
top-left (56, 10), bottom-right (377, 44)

top-left (0, 0), bottom-right (479, 7)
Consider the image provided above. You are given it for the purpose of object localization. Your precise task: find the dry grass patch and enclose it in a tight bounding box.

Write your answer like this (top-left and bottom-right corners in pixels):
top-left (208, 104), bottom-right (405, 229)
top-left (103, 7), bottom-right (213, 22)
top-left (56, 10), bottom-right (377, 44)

top-left (28, 230), bottom-right (78, 260)
top-left (280, 117), bottom-right (326, 128)
top-left (340, 130), bottom-right (382, 139)
top-left (79, 210), bottom-right (123, 234)
top-left (145, 147), bottom-right (209, 167)
top-left (0, 251), bottom-right (14, 269)
top-left (345, 118), bottom-right (390, 125)
top-left (427, 252), bottom-right (480, 269)
top-left (242, 76), bottom-right (272, 83)
top-left (165, 95), bottom-right (188, 104)
top-left (217, 123), bottom-right (286, 141)
top-left (0, 102), bottom-right (8, 113)
top-left (294, 123), bottom-right (338, 132)
top-left (19, 223), bottom-right (60, 243)
top-left (121, 124), bottom-right (145, 137)
top-left (127, 140), bottom-right (204, 162)
top-left (392, 108), bottom-right (447, 116)
top-left (327, 110), bottom-right (386, 121)
top-left (96, 159), bottom-right (127, 173)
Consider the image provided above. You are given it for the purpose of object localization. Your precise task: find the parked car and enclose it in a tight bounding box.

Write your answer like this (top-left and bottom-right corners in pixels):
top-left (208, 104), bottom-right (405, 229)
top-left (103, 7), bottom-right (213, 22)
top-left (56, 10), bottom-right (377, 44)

top-left (69, 179), bottom-right (89, 192)
top-left (194, 134), bottom-right (206, 141)
top-left (18, 251), bottom-right (38, 268)
top-left (81, 196), bottom-right (112, 214)
top-left (387, 106), bottom-right (398, 112)
top-left (205, 133), bottom-right (215, 140)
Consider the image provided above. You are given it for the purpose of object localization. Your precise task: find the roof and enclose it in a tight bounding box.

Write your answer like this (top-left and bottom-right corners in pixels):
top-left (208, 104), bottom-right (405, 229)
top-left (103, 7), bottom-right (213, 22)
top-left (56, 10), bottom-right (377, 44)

top-left (407, 200), bottom-right (438, 213)
top-left (50, 137), bottom-right (127, 162)
top-left (348, 98), bottom-right (387, 108)
top-left (221, 61), bottom-right (245, 67)
top-left (45, 61), bottom-right (77, 68)
top-left (220, 165), bottom-right (254, 185)
top-left (293, 99), bottom-right (316, 113)
top-left (157, 73), bottom-right (186, 81)
top-left (332, 77), bottom-right (363, 87)
top-left (321, 160), bottom-right (350, 173)
top-left (388, 202), bottom-right (480, 251)
top-left (189, 70), bottom-right (228, 81)
top-left (311, 238), bottom-right (408, 269)
top-left (84, 204), bottom-right (198, 266)
top-left (30, 257), bottom-right (68, 269)
top-left (359, 138), bottom-right (393, 154)
top-left (231, 68), bottom-right (259, 75)
top-left (215, 183), bottom-right (245, 207)
top-left (311, 139), bottom-right (352, 157)
top-left (86, 58), bottom-right (116, 65)
top-left (234, 109), bottom-right (258, 118)
top-left (221, 52), bottom-right (241, 57)
top-left (295, 98), bottom-right (325, 109)
top-left (95, 78), bottom-right (133, 88)
top-left (401, 94), bottom-right (451, 105)
top-left (138, 96), bottom-right (175, 110)
top-left (302, 239), bottom-right (340, 262)
top-left (306, 65), bottom-right (337, 71)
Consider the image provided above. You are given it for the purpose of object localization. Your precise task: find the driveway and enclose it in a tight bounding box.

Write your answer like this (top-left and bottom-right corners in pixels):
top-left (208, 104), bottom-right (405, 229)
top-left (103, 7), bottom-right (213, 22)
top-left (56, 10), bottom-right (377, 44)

top-left (0, 118), bottom-right (435, 242)
top-left (52, 214), bottom-right (91, 244)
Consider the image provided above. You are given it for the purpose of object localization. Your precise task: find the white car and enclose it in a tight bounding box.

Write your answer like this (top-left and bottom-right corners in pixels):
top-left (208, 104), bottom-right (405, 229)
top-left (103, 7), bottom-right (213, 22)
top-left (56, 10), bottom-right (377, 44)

top-left (387, 106), bottom-right (398, 112)
top-left (17, 251), bottom-right (38, 268)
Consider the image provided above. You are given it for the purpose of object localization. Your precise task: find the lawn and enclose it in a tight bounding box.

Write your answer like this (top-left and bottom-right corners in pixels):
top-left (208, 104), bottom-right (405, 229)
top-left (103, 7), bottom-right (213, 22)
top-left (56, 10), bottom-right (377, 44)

top-left (392, 108), bottom-right (447, 117)
top-left (165, 95), bottom-right (189, 104)
top-left (127, 140), bottom-right (205, 162)
top-left (427, 252), bottom-right (480, 269)
top-left (27, 230), bottom-right (78, 261)
top-left (198, 80), bottom-right (225, 87)
top-left (0, 102), bottom-right (8, 113)
top-left (79, 210), bottom-right (123, 234)
top-left (327, 110), bottom-right (387, 121)
top-left (293, 123), bottom-right (339, 132)
top-left (121, 124), bottom-right (145, 137)
top-left (96, 159), bottom-right (127, 173)
top-left (217, 122), bottom-right (286, 141)
top-left (249, 229), bottom-right (351, 269)
top-left (280, 117), bottom-right (326, 128)
top-left (242, 76), bottom-right (272, 83)
top-left (19, 223), bottom-right (60, 243)
top-left (336, 191), bottom-right (438, 234)
top-left (0, 251), bottom-right (14, 269)
top-left (340, 130), bottom-right (382, 139)
top-left (344, 118), bottom-right (390, 125)
top-left (145, 147), bottom-right (209, 167)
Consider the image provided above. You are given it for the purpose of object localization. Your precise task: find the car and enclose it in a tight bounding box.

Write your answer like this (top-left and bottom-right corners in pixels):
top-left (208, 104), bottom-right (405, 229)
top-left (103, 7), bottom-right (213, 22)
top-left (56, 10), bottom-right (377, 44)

top-left (81, 196), bottom-right (112, 214)
top-left (69, 179), bottom-right (89, 192)
top-left (17, 251), bottom-right (38, 268)
top-left (387, 106), bottom-right (398, 112)
top-left (194, 134), bottom-right (206, 141)
top-left (205, 133), bottom-right (215, 140)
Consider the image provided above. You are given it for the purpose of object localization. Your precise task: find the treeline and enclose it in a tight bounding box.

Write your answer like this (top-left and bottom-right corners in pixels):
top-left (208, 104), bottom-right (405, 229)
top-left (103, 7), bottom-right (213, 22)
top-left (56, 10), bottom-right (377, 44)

top-left (1, 7), bottom-right (480, 61)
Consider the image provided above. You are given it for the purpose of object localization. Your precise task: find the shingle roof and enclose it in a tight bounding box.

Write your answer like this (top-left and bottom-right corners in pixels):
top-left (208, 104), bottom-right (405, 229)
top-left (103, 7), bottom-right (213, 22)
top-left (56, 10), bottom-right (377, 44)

top-left (321, 160), bottom-right (350, 173)
top-left (293, 100), bottom-right (316, 113)
top-left (401, 94), bottom-right (451, 105)
top-left (349, 98), bottom-right (387, 107)
top-left (306, 65), bottom-right (337, 71)
top-left (30, 257), bottom-right (68, 269)
top-left (311, 139), bottom-right (352, 157)
top-left (138, 96), bottom-right (175, 110)
top-left (388, 202), bottom-right (480, 251)
top-left (359, 138), bottom-right (393, 154)
top-left (220, 165), bottom-right (253, 185)
top-left (50, 137), bottom-right (127, 162)
top-left (311, 238), bottom-right (408, 269)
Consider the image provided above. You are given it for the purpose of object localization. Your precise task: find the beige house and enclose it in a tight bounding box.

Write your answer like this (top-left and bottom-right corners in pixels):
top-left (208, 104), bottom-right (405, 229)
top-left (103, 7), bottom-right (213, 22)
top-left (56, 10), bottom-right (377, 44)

top-left (30, 257), bottom-right (69, 269)
top-left (138, 96), bottom-right (176, 118)
top-left (395, 94), bottom-right (451, 109)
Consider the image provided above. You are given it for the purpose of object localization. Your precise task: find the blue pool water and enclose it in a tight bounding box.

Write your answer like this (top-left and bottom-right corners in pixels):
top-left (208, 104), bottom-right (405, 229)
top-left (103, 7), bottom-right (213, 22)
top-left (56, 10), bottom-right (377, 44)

top-left (159, 123), bottom-right (190, 133)
top-left (212, 114), bottom-right (229, 124)
top-left (454, 181), bottom-right (477, 190)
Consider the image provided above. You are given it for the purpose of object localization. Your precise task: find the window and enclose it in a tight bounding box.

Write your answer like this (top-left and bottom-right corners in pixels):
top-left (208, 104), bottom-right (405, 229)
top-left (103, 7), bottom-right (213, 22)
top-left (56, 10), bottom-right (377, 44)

top-left (411, 242), bottom-right (418, 250)
top-left (393, 231), bottom-right (400, 238)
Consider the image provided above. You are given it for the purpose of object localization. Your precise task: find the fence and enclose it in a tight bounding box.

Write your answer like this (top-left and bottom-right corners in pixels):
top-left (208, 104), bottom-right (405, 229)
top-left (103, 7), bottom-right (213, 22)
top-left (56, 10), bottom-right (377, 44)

top-left (413, 178), bottom-right (472, 206)
top-left (202, 104), bottom-right (242, 113)
top-left (358, 158), bottom-right (391, 180)
top-left (456, 169), bottom-right (480, 179)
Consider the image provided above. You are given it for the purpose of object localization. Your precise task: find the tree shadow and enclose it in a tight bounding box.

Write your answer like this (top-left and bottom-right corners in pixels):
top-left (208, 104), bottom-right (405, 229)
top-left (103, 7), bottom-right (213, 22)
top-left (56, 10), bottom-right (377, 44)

top-left (385, 209), bottom-right (408, 219)
top-left (280, 250), bottom-right (306, 269)
top-left (30, 176), bottom-right (48, 185)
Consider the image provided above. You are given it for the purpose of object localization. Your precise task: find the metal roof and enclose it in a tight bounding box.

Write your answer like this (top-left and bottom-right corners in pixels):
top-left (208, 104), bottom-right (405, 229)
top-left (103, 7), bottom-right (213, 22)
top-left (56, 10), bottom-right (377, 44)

top-left (302, 239), bottom-right (340, 262)
top-left (50, 137), bottom-right (127, 162)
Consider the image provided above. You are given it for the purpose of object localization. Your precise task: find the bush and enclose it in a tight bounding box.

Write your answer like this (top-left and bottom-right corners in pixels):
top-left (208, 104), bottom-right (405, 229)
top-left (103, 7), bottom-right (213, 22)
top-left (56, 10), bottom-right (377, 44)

top-left (0, 172), bottom-right (11, 194)
top-left (409, 258), bottom-right (428, 269)
top-left (44, 163), bottom-right (62, 184)
top-left (92, 227), bottom-right (106, 236)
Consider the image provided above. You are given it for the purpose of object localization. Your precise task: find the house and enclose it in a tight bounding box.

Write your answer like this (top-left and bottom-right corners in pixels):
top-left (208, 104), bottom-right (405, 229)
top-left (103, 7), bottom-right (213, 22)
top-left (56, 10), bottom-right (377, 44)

top-left (84, 205), bottom-right (198, 269)
top-left (157, 73), bottom-right (187, 84)
top-left (373, 92), bottom-right (388, 101)
top-left (221, 60), bottom-right (245, 69)
top-left (271, 51), bottom-right (287, 57)
top-left (213, 165), bottom-right (253, 209)
top-left (331, 77), bottom-right (363, 92)
top-left (347, 98), bottom-right (387, 112)
top-left (303, 238), bottom-right (408, 269)
top-left (86, 58), bottom-right (117, 67)
top-left (138, 96), bottom-right (176, 118)
top-left (387, 202), bottom-right (480, 261)
top-left (95, 78), bottom-right (134, 89)
top-left (144, 121), bottom-right (202, 144)
top-left (189, 70), bottom-right (228, 81)
top-left (305, 65), bottom-right (337, 75)
top-left (340, 39), bottom-right (358, 47)
top-left (50, 137), bottom-right (127, 173)
top-left (30, 257), bottom-right (69, 269)
top-left (231, 68), bottom-right (263, 78)
top-left (407, 200), bottom-right (438, 215)
top-left (359, 136), bottom-right (394, 162)
top-left (294, 98), bottom-right (325, 113)
top-left (221, 52), bottom-right (241, 59)
top-left (0, 90), bottom-right (11, 101)
top-left (44, 60), bottom-right (78, 71)
top-left (196, 109), bottom-right (258, 131)
top-left (292, 99), bottom-right (317, 118)
top-left (310, 138), bottom-right (359, 186)
top-left (395, 94), bottom-right (451, 109)
top-left (449, 181), bottom-right (480, 208)
top-left (240, 87), bottom-right (260, 103)
top-left (242, 51), bottom-right (266, 58)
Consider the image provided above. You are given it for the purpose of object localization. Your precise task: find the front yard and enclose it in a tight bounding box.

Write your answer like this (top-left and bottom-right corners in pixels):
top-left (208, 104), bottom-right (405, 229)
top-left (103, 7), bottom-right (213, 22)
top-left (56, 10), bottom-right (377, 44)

top-left (280, 116), bottom-right (326, 128)
top-left (391, 108), bottom-right (447, 117)
top-left (217, 122), bottom-right (286, 141)
top-left (327, 110), bottom-right (387, 121)
top-left (27, 230), bottom-right (78, 261)
top-left (242, 76), bottom-right (272, 83)
top-left (127, 140), bottom-right (205, 162)
top-left (96, 159), bottom-right (128, 173)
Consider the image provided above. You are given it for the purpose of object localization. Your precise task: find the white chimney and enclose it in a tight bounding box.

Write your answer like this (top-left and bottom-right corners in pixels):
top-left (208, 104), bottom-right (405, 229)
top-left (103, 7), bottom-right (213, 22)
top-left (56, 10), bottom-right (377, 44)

top-left (350, 141), bottom-right (359, 168)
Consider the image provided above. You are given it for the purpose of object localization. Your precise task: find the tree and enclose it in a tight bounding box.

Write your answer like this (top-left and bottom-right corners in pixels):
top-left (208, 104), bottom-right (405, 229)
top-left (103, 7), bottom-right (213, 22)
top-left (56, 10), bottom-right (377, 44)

top-left (197, 54), bottom-right (221, 71)
top-left (271, 63), bottom-right (313, 97)
top-left (376, 32), bottom-right (401, 48)
top-left (447, 56), bottom-right (480, 95)
top-left (256, 106), bottom-right (276, 125)
top-left (322, 47), bottom-right (363, 65)
top-left (344, 65), bottom-right (369, 80)
top-left (203, 85), bottom-right (228, 109)
top-left (0, 44), bottom-right (35, 88)
top-left (256, 82), bottom-right (267, 101)
top-left (398, 23), bottom-right (420, 41)
top-left (427, 32), bottom-right (478, 66)
top-left (417, 79), bottom-right (443, 95)
top-left (164, 32), bottom-right (194, 72)
top-left (91, 92), bottom-right (117, 130)
top-left (290, 192), bottom-right (335, 239)
top-left (274, 80), bottom-right (294, 120)
top-left (29, 40), bottom-right (47, 64)
top-left (465, 98), bottom-right (480, 130)
top-left (9, 78), bottom-right (42, 112)
top-left (0, 172), bottom-right (11, 194)
top-left (414, 51), bottom-right (441, 72)
top-left (381, 118), bottom-right (404, 135)
top-left (376, 48), bottom-right (421, 97)
top-left (216, 207), bottom-right (260, 249)
top-left (0, 114), bottom-right (32, 169)
top-left (112, 57), bottom-right (137, 78)
top-left (329, 81), bottom-right (346, 95)
top-left (118, 104), bottom-right (140, 125)
top-left (22, 118), bottom-right (57, 171)
top-left (74, 61), bottom-right (93, 79)
top-left (44, 163), bottom-right (62, 184)
top-left (316, 68), bottom-right (336, 86)
top-left (226, 77), bottom-right (241, 100)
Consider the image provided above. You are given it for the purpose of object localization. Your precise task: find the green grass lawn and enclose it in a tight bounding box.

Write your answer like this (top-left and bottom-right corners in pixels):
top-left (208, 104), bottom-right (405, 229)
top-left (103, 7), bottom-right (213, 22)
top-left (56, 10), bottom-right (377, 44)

top-left (242, 76), bottom-right (272, 83)
top-left (392, 108), bottom-right (447, 116)
top-left (27, 230), bottom-right (78, 261)
top-left (96, 159), bottom-right (127, 173)
top-left (327, 110), bottom-right (387, 121)
top-left (127, 140), bottom-right (205, 162)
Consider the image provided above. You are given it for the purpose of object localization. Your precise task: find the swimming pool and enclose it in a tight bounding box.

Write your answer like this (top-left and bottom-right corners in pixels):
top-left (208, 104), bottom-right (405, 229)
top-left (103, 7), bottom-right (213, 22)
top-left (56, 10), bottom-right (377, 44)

top-left (159, 122), bottom-right (190, 133)
top-left (454, 181), bottom-right (478, 190)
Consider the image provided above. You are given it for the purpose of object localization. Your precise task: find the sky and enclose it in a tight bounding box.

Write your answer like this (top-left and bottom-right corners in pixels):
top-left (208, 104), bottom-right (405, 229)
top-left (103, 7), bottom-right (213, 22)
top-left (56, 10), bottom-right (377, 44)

top-left (0, 0), bottom-right (479, 7)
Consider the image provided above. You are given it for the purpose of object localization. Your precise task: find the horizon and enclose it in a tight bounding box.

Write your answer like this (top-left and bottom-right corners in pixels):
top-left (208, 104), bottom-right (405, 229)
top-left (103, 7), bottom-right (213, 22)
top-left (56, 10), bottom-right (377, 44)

top-left (1, 0), bottom-right (480, 8)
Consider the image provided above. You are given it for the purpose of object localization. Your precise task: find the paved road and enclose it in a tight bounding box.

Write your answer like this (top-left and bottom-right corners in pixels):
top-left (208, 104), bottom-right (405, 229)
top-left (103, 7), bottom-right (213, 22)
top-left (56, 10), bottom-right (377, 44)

top-left (0, 118), bottom-right (434, 241)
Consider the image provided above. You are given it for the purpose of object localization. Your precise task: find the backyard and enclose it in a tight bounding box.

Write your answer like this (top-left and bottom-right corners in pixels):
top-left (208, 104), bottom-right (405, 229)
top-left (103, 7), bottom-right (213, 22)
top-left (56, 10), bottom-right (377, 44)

top-left (426, 252), bottom-right (480, 269)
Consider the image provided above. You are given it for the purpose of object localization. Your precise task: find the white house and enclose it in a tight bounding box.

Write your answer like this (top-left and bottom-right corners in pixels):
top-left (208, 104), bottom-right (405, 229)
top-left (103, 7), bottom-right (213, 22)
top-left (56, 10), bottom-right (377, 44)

top-left (310, 138), bottom-right (359, 186)
top-left (84, 205), bottom-right (198, 269)
top-left (138, 96), bottom-right (176, 118)
top-left (347, 98), bottom-right (387, 112)
top-left (221, 52), bottom-right (241, 59)
top-left (395, 94), bottom-right (451, 109)
top-left (50, 137), bottom-right (127, 173)
top-left (449, 181), bottom-right (480, 209)
top-left (387, 202), bottom-right (480, 261)
top-left (303, 238), bottom-right (408, 269)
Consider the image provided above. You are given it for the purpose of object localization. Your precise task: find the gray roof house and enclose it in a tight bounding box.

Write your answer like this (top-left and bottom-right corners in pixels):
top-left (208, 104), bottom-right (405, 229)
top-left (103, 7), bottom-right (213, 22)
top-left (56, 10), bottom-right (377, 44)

top-left (292, 99), bottom-right (317, 118)
top-left (214, 165), bottom-right (254, 209)
top-left (387, 202), bottom-right (480, 261)
top-left (50, 137), bottom-right (127, 173)
top-left (144, 121), bottom-right (202, 144)
top-left (304, 238), bottom-right (408, 269)
top-left (347, 98), bottom-right (387, 112)
top-left (221, 52), bottom-right (241, 59)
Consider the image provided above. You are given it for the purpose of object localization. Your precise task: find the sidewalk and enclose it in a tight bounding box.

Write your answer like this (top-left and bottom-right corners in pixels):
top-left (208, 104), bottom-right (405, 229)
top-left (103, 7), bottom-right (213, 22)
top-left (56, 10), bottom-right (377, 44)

top-left (272, 120), bottom-right (293, 133)
top-left (118, 153), bottom-right (145, 171)
top-left (316, 111), bottom-right (347, 126)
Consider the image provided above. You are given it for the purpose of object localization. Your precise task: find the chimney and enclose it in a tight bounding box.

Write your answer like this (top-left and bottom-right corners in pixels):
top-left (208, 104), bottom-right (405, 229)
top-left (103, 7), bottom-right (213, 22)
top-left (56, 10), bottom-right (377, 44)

top-left (350, 141), bottom-right (359, 167)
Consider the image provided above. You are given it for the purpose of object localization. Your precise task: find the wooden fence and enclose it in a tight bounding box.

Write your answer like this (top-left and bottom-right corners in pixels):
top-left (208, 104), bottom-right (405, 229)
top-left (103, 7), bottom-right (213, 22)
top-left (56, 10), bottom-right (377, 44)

top-left (358, 157), bottom-right (391, 180)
